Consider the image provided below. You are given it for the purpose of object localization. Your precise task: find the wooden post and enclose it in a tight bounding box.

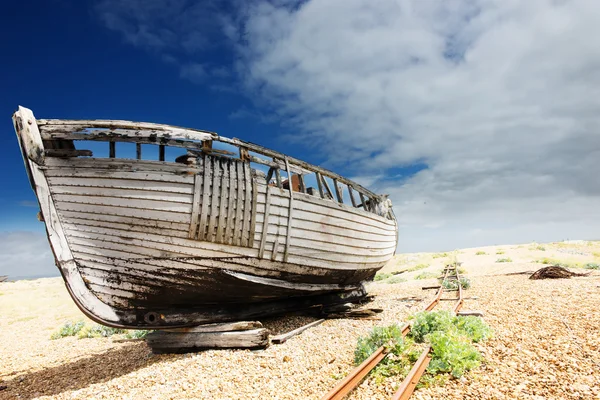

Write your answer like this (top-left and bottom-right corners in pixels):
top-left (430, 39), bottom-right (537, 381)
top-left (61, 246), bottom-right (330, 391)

top-left (159, 144), bottom-right (165, 161)
top-left (136, 143), bottom-right (142, 160)
top-left (109, 141), bottom-right (116, 158)
top-left (348, 185), bottom-right (357, 207)
top-left (316, 172), bottom-right (325, 198)
top-left (283, 156), bottom-right (294, 263)
top-left (333, 178), bottom-right (343, 203)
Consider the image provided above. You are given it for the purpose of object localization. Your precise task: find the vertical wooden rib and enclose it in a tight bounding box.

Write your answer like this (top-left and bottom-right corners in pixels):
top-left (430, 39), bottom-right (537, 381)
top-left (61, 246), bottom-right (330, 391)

top-left (271, 236), bottom-right (279, 261)
top-left (316, 172), bottom-right (325, 198)
top-left (322, 176), bottom-right (333, 200)
top-left (159, 145), bottom-right (165, 161)
top-left (109, 141), bottom-right (115, 158)
top-left (348, 185), bottom-right (357, 207)
top-left (207, 157), bottom-right (221, 242)
top-left (188, 174), bottom-right (203, 239)
top-left (136, 143), bottom-right (142, 160)
top-left (298, 174), bottom-right (306, 193)
top-left (234, 161), bottom-right (244, 246)
top-left (274, 169), bottom-right (282, 188)
top-left (216, 159), bottom-right (229, 243)
top-left (249, 177), bottom-right (257, 247)
top-left (242, 163), bottom-right (252, 247)
top-left (359, 192), bottom-right (367, 209)
top-left (258, 188), bottom-right (271, 258)
top-left (333, 178), bottom-right (343, 203)
top-left (224, 160), bottom-right (236, 245)
top-left (198, 154), bottom-right (212, 241)
top-left (266, 167), bottom-right (274, 185)
top-left (283, 156), bottom-right (294, 263)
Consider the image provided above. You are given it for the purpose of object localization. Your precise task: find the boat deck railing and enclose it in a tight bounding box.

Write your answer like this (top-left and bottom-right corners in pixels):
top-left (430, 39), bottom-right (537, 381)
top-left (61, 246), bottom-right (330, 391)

top-left (30, 118), bottom-right (393, 220)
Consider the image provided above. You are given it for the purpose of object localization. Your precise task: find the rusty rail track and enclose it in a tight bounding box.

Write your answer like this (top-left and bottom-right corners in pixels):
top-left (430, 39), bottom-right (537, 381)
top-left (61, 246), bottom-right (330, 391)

top-left (320, 264), bottom-right (464, 400)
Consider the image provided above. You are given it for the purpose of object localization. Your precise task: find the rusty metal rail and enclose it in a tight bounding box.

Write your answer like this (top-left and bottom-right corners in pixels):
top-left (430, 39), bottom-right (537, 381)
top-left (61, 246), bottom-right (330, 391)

top-left (320, 264), bottom-right (464, 400)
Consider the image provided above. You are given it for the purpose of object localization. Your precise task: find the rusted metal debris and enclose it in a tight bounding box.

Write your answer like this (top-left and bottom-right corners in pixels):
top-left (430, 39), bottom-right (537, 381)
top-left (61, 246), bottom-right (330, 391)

top-left (529, 266), bottom-right (590, 280)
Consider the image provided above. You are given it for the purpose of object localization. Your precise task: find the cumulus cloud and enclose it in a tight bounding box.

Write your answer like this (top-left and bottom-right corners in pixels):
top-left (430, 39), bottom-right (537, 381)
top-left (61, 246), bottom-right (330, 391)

top-left (94, 0), bottom-right (600, 250)
top-left (0, 231), bottom-right (57, 279)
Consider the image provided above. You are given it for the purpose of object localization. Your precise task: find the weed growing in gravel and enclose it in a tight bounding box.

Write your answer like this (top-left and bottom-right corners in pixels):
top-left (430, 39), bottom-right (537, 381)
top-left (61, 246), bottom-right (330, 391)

top-left (537, 258), bottom-right (579, 268)
top-left (386, 276), bottom-right (407, 284)
top-left (407, 263), bottom-right (429, 272)
top-left (457, 267), bottom-right (467, 275)
top-left (124, 330), bottom-right (151, 339)
top-left (374, 272), bottom-right (392, 281)
top-left (459, 277), bottom-right (471, 289)
top-left (475, 251), bottom-right (486, 255)
top-left (78, 324), bottom-right (125, 339)
top-left (415, 272), bottom-right (438, 280)
top-left (51, 321), bottom-right (86, 339)
top-left (443, 278), bottom-right (471, 290)
top-left (495, 250), bottom-right (505, 255)
top-left (496, 258), bottom-right (512, 263)
top-left (432, 252), bottom-right (448, 259)
top-left (354, 312), bottom-right (493, 387)
top-left (584, 263), bottom-right (600, 270)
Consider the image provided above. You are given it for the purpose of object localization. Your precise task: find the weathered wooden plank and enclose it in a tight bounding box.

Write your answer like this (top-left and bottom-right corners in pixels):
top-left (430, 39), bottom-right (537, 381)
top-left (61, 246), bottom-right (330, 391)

top-left (249, 177), bottom-right (257, 247)
top-left (136, 143), bottom-right (142, 159)
top-left (45, 149), bottom-right (92, 157)
top-left (359, 193), bottom-right (367, 209)
top-left (283, 157), bottom-right (294, 263)
top-left (146, 328), bottom-right (270, 352)
top-left (109, 141), bottom-right (116, 158)
top-left (348, 185), bottom-right (357, 207)
top-left (271, 236), bottom-right (279, 261)
top-left (234, 161), bottom-right (244, 246)
top-left (207, 158), bottom-right (221, 242)
top-left (44, 168), bottom-right (194, 184)
top-left (44, 157), bottom-right (201, 175)
top-left (316, 172), bottom-right (325, 199)
top-left (224, 160), bottom-right (236, 245)
top-left (271, 319), bottom-right (325, 344)
top-left (188, 174), bottom-right (203, 239)
top-left (274, 169), bottom-right (282, 188)
top-left (164, 321), bottom-right (263, 333)
top-left (333, 178), bottom-right (343, 203)
top-left (216, 159), bottom-right (229, 243)
top-left (258, 188), bottom-right (272, 259)
top-left (47, 176), bottom-right (194, 194)
top-left (55, 201), bottom-right (191, 224)
top-left (198, 154), bottom-right (212, 241)
top-left (51, 185), bottom-right (193, 204)
top-left (53, 193), bottom-right (192, 214)
top-left (321, 175), bottom-right (334, 200)
top-left (242, 163), bottom-right (252, 246)
top-left (58, 210), bottom-right (190, 233)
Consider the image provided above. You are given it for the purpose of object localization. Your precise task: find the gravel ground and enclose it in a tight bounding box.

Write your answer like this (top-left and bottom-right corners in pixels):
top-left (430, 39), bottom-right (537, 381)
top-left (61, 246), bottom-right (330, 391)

top-left (1, 241), bottom-right (599, 399)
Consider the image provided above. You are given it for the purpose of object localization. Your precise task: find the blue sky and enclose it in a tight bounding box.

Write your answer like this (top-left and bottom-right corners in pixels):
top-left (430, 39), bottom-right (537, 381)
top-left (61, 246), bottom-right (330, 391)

top-left (2, 0), bottom-right (600, 278)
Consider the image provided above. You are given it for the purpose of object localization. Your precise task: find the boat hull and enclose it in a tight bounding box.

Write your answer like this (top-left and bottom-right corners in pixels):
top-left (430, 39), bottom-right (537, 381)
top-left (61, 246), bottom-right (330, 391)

top-left (13, 106), bottom-right (398, 328)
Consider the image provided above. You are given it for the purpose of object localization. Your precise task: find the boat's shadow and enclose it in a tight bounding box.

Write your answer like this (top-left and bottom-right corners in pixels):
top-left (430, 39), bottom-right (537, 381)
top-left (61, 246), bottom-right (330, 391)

top-left (2, 342), bottom-right (156, 399)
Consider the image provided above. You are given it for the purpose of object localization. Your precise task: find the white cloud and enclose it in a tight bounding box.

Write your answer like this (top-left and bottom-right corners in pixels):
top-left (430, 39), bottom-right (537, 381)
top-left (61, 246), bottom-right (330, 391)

top-left (0, 231), bottom-right (57, 279)
top-left (94, 0), bottom-right (600, 251)
top-left (233, 0), bottom-right (600, 250)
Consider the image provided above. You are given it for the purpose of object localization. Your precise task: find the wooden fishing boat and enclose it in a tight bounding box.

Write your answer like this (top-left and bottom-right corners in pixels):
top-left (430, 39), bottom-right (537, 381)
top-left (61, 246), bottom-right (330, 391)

top-left (13, 106), bottom-right (397, 329)
top-left (0, 276), bottom-right (7, 282)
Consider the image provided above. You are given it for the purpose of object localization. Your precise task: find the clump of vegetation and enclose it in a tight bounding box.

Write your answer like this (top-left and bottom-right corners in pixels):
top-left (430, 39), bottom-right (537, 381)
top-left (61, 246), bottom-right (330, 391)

top-left (475, 251), bottom-right (486, 255)
top-left (415, 272), bottom-right (438, 280)
top-left (51, 321), bottom-right (86, 339)
top-left (407, 263), bottom-right (430, 272)
top-left (496, 258), bottom-right (512, 263)
top-left (386, 276), bottom-right (407, 284)
top-left (78, 324), bottom-right (125, 339)
top-left (124, 330), bottom-right (151, 339)
top-left (537, 258), bottom-right (578, 268)
top-left (584, 263), bottom-right (600, 270)
top-left (354, 325), bottom-right (409, 366)
top-left (592, 251), bottom-right (600, 258)
top-left (459, 277), bottom-right (471, 289)
top-left (374, 272), bottom-right (392, 281)
top-left (457, 266), bottom-right (467, 275)
top-left (432, 252), bottom-right (448, 259)
top-left (495, 250), bottom-right (505, 255)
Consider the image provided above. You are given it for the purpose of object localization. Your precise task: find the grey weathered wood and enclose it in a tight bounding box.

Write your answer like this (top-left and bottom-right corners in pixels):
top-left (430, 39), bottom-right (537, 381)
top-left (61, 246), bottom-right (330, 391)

top-left (136, 143), bottom-right (141, 159)
top-left (321, 175), bottom-right (334, 200)
top-left (457, 310), bottom-right (485, 317)
top-left (316, 172), bottom-right (325, 198)
top-left (216, 160), bottom-right (229, 243)
top-left (224, 161), bottom-right (236, 245)
top-left (249, 177), bottom-right (257, 247)
top-left (297, 174), bottom-right (306, 193)
top-left (198, 154), bottom-right (212, 241)
top-left (109, 141), bottom-right (115, 158)
top-left (45, 149), bottom-right (92, 158)
top-left (333, 178), bottom-right (343, 203)
top-left (235, 161), bottom-right (244, 246)
top-left (242, 163), bottom-right (252, 246)
top-left (159, 144), bottom-right (165, 161)
top-left (348, 185), bottom-right (357, 207)
top-left (164, 321), bottom-right (263, 333)
top-left (283, 157), bottom-right (294, 263)
top-left (258, 188), bottom-right (272, 259)
top-left (359, 193), bottom-right (367, 209)
top-left (146, 328), bottom-right (270, 352)
top-left (271, 319), bottom-right (325, 344)
top-left (274, 169), bottom-right (282, 188)
top-left (188, 174), bottom-right (203, 239)
top-left (207, 157), bottom-right (220, 242)
top-left (271, 236), bottom-right (279, 261)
